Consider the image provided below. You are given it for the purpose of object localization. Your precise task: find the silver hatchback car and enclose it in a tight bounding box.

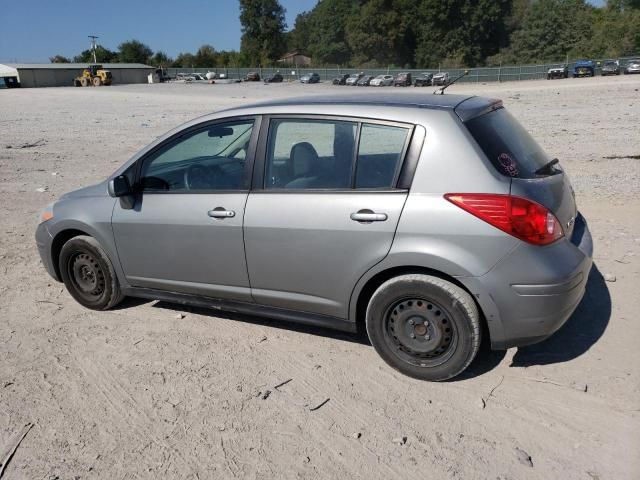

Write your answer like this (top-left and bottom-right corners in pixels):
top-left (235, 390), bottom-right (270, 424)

top-left (35, 93), bottom-right (593, 381)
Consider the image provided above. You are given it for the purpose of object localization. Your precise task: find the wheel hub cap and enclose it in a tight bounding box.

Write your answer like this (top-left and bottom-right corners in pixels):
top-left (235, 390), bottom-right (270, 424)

top-left (386, 298), bottom-right (455, 361)
top-left (71, 253), bottom-right (105, 297)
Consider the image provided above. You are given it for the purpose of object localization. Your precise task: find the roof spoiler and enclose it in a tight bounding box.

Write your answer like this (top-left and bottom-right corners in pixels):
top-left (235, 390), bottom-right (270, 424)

top-left (454, 97), bottom-right (503, 122)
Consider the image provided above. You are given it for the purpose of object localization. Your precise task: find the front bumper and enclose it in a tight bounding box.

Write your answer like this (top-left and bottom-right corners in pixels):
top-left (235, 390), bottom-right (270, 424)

top-left (460, 213), bottom-right (593, 350)
top-left (35, 221), bottom-right (59, 281)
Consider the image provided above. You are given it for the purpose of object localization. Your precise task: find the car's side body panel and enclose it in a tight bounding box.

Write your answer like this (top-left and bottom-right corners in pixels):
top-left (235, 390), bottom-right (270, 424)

top-left (244, 191), bottom-right (408, 318)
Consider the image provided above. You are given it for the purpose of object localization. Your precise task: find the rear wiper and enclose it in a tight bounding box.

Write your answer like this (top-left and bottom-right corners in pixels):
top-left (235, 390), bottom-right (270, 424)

top-left (535, 158), bottom-right (560, 176)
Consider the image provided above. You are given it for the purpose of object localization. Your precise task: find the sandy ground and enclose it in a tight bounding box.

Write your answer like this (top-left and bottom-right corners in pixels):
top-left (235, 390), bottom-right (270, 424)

top-left (1, 76), bottom-right (639, 479)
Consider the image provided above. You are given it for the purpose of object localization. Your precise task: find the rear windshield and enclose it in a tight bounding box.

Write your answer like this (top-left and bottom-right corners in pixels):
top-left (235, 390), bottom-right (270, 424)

top-left (465, 107), bottom-right (555, 179)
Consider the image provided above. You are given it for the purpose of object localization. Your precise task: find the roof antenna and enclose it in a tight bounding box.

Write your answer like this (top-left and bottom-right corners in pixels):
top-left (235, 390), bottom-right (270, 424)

top-left (434, 69), bottom-right (469, 95)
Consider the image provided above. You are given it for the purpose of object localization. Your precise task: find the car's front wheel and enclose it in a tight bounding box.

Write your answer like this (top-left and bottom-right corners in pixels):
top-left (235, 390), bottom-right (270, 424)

top-left (59, 235), bottom-right (124, 310)
top-left (366, 274), bottom-right (481, 381)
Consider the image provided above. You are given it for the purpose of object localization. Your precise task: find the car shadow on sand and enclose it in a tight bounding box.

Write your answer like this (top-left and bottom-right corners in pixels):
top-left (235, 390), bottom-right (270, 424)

top-left (151, 301), bottom-right (372, 345)
top-left (510, 263), bottom-right (611, 367)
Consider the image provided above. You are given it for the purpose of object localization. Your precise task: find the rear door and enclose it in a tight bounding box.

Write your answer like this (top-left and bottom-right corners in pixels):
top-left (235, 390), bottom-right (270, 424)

top-left (243, 116), bottom-right (419, 319)
top-left (463, 106), bottom-right (578, 239)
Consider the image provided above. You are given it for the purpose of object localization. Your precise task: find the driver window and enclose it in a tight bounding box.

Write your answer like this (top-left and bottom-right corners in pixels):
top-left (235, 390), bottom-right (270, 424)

top-left (140, 120), bottom-right (254, 191)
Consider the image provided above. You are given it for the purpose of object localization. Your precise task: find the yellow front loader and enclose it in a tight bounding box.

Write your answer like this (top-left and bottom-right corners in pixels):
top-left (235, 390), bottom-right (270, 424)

top-left (73, 64), bottom-right (112, 87)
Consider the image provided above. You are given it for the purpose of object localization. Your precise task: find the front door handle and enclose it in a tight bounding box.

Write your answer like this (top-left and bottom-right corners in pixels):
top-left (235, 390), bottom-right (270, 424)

top-left (208, 207), bottom-right (235, 218)
top-left (350, 210), bottom-right (388, 222)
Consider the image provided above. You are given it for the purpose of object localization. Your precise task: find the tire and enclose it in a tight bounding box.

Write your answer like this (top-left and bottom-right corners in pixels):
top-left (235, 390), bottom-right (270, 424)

top-left (59, 235), bottom-right (124, 310)
top-left (366, 274), bottom-right (481, 381)
top-left (93, 76), bottom-right (102, 86)
top-left (80, 77), bottom-right (90, 87)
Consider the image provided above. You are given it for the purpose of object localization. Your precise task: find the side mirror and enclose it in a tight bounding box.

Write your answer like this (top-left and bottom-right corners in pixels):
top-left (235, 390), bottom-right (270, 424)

top-left (108, 175), bottom-right (132, 197)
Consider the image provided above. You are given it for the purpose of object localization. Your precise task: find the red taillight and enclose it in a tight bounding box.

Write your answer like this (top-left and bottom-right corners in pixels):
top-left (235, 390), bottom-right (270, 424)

top-left (444, 194), bottom-right (564, 246)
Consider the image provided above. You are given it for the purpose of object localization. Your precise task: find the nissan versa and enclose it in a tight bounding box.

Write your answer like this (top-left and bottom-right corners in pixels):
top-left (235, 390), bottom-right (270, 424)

top-left (35, 93), bottom-right (593, 381)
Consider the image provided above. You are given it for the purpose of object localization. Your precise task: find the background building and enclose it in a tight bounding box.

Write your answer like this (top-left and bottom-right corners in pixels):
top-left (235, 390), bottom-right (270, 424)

top-left (278, 51), bottom-right (311, 66)
top-left (0, 63), bottom-right (155, 87)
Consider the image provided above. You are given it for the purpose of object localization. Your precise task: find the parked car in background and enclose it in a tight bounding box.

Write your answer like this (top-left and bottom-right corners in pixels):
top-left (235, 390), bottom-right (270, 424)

top-left (414, 73), bottom-right (434, 87)
top-left (178, 73), bottom-right (206, 81)
top-left (432, 72), bottom-right (450, 86)
top-left (547, 65), bottom-right (568, 80)
top-left (370, 75), bottom-right (394, 86)
top-left (245, 72), bottom-right (261, 81)
top-left (346, 73), bottom-right (364, 86)
top-left (623, 58), bottom-right (640, 74)
top-left (394, 72), bottom-right (412, 86)
top-left (300, 72), bottom-right (320, 84)
top-left (332, 74), bottom-right (350, 85)
top-left (36, 93), bottom-right (592, 382)
top-left (265, 72), bottom-right (283, 83)
top-left (573, 60), bottom-right (595, 77)
top-left (600, 60), bottom-right (620, 76)
top-left (357, 75), bottom-right (375, 86)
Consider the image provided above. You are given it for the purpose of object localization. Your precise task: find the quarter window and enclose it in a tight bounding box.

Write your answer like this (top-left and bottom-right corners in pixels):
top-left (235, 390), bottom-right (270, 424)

top-left (140, 120), bottom-right (254, 191)
top-left (356, 124), bottom-right (410, 188)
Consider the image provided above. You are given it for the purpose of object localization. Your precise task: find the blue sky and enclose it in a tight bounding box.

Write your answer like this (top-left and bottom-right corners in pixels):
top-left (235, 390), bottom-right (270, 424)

top-left (0, 0), bottom-right (605, 63)
top-left (0, 0), bottom-right (318, 62)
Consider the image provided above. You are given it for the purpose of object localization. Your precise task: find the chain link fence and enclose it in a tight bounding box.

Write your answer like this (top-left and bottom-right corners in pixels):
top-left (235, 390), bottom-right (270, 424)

top-left (165, 55), bottom-right (638, 83)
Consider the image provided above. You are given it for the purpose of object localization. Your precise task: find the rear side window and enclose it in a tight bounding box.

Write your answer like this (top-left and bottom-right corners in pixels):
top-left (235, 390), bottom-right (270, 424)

top-left (264, 118), bottom-right (411, 190)
top-left (266, 119), bottom-right (357, 189)
top-left (356, 124), bottom-right (410, 188)
top-left (465, 108), bottom-right (557, 179)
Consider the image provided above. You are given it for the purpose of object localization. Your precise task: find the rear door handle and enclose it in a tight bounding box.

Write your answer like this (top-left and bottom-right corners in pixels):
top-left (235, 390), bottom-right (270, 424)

top-left (208, 208), bottom-right (235, 218)
top-left (350, 210), bottom-right (388, 222)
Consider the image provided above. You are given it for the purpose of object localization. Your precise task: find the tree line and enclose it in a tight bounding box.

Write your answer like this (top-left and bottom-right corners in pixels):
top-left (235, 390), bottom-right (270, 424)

top-left (50, 0), bottom-right (640, 69)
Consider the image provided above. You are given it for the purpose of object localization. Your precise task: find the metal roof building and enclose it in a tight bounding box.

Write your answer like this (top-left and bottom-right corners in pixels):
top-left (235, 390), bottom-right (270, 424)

top-left (0, 63), bottom-right (155, 88)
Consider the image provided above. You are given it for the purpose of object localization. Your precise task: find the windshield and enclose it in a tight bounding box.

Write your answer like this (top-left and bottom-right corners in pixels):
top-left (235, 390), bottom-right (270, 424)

top-left (465, 107), bottom-right (558, 179)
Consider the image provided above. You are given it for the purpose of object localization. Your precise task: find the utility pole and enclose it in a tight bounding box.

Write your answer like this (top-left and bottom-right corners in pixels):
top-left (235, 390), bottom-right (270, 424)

top-left (88, 35), bottom-right (99, 64)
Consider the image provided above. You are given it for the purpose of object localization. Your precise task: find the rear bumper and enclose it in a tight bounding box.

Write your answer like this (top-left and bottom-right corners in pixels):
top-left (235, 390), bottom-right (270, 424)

top-left (459, 213), bottom-right (593, 350)
top-left (35, 221), bottom-right (59, 281)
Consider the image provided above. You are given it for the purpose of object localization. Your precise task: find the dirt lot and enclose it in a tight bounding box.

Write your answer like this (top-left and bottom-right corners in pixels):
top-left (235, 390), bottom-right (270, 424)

top-left (1, 76), bottom-right (639, 479)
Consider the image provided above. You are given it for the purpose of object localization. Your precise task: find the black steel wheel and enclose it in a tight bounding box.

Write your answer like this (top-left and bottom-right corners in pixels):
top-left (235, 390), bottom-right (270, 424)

top-left (59, 235), bottom-right (124, 310)
top-left (384, 297), bottom-right (458, 368)
top-left (366, 274), bottom-right (481, 381)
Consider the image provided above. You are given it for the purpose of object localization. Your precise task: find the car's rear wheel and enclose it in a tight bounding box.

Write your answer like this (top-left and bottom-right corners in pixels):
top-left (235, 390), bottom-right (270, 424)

top-left (59, 235), bottom-right (124, 310)
top-left (366, 274), bottom-right (481, 381)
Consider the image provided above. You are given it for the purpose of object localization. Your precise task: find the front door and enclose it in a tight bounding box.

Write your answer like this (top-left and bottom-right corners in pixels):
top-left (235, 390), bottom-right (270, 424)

top-left (244, 117), bottom-right (413, 318)
top-left (112, 117), bottom-right (258, 302)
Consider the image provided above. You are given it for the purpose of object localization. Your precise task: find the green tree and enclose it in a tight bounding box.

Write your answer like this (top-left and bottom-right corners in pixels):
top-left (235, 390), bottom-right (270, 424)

top-left (239, 0), bottom-right (287, 65)
top-left (414, 0), bottom-right (513, 68)
top-left (195, 45), bottom-right (217, 67)
top-left (149, 51), bottom-right (173, 67)
top-left (49, 55), bottom-right (71, 63)
top-left (172, 52), bottom-right (197, 68)
top-left (506, 0), bottom-right (594, 63)
top-left (346, 0), bottom-right (399, 66)
top-left (586, 0), bottom-right (640, 57)
top-left (73, 45), bottom-right (119, 63)
top-left (287, 11), bottom-right (313, 52)
top-left (118, 39), bottom-right (153, 64)
top-left (300, 0), bottom-right (358, 65)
